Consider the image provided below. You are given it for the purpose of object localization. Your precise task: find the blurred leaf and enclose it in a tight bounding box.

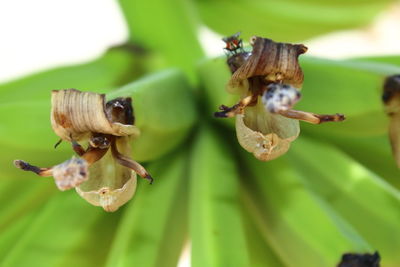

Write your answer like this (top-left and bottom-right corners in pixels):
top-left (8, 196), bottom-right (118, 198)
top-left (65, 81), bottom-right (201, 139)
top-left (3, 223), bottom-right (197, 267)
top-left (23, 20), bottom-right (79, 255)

top-left (241, 201), bottom-right (286, 267)
top-left (288, 136), bottom-right (400, 266)
top-left (189, 125), bottom-right (250, 267)
top-left (242, 152), bottom-right (372, 267)
top-left (0, 179), bottom-right (55, 230)
top-left (0, 48), bottom-right (143, 103)
top-left (195, 0), bottom-right (393, 42)
top-left (118, 0), bottom-right (204, 80)
top-left (309, 134), bottom-right (400, 189)
top-left (105, 148), bottom-right (188, 267)
top-left (2, 191), bottom-right (120, 267)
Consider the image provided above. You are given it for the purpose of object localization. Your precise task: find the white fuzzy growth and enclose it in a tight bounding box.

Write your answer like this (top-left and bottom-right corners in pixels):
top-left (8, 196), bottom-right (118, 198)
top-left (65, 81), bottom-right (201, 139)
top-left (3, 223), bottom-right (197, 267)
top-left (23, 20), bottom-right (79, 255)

top-left (262, 83), bottom-right (301, 113)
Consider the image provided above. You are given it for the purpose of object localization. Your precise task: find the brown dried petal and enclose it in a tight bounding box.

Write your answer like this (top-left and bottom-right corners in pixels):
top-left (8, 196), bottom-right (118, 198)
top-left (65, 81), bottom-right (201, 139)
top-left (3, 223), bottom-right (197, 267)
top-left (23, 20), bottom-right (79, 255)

top-left (227, 36), bottom-right (307, 95)
top-left (76, 137), bottom-right (137, 212)
top-left (383, 75), bottom-right (400, 167)
top-left (236, 99), bottom-right (299, 161)
top-left (51, 89), bottom-right (140, 142)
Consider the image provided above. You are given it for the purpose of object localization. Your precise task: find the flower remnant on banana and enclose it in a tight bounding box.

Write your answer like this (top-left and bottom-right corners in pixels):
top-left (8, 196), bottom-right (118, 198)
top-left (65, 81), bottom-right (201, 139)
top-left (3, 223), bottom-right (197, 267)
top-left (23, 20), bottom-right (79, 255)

top-left (337, 251), bottom-right (380, 267)
top-left (14, 89), bottom-right (153, 212)
top-left (382, 75), bottom-right (400, 168)
top-left (215, 33), bottom-right (345, 161)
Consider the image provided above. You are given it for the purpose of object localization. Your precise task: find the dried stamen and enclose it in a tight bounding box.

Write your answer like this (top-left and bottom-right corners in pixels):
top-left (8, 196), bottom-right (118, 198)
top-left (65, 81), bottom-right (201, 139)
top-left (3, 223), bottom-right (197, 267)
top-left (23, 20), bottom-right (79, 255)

top-left (111, 139), bottom-right (154, 184)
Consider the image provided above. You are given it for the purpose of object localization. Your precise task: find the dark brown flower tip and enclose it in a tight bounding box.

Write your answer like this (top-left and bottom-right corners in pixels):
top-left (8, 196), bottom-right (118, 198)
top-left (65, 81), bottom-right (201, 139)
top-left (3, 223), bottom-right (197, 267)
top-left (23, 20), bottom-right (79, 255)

top-left (337, 251), bottom-right (380, 267)
top-left (382, 74), bottom-right (400, 104)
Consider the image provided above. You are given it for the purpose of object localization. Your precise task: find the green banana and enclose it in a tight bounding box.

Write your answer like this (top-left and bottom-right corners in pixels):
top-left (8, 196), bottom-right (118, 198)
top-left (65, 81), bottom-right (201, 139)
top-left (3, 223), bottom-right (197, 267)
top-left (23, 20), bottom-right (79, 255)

top-left (195, 0), bottom-right (392, 42)
top-left (242, 151), bottom-right (372, 267)
top-left (189, 125), bottom-right (250, 267)
top-left (105, 148), bottom-right (188, 267)
top-left (1, 191), bottom-right (119, 267)
top-left (288, 136), bottom-right (400, 267)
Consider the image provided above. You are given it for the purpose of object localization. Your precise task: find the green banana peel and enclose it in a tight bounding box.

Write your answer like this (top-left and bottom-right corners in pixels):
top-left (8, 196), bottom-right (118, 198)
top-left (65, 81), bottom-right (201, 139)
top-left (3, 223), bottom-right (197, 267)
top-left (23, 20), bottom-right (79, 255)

top-left (107, 69), bottom-right (198, 161)
top-left (288, 136), bottom-right (400, 267)
top-left (242, 152), bottom-right (372, 267)
top-left (189, 125), bottom-right (250, 267)
top-left (105, 148), bottom-right (188, 267)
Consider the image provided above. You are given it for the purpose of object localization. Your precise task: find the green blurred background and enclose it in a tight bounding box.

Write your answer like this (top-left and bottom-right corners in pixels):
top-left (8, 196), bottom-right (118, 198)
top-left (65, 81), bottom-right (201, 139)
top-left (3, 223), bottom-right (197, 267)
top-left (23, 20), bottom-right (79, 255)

top-left (1, 0), bottom-right (400, 266)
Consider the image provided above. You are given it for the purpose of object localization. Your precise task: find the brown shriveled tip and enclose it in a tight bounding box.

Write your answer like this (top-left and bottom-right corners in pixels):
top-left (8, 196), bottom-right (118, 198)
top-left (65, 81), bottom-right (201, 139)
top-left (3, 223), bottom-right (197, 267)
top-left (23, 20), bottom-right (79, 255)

top-left (382, 75), bottom-right (400, 104)
top-left (145, 174), bottom-right (154, 185)
top-left (317, 113), bottom-right (346, 123)
top-left (14, 160), bottom-right (26, 169)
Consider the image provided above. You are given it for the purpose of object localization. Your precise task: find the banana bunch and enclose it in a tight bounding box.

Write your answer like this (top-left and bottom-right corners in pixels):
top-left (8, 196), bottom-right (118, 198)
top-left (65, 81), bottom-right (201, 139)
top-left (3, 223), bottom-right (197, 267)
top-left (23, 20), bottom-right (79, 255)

top-left (2, 0), bottom-right (400, 264)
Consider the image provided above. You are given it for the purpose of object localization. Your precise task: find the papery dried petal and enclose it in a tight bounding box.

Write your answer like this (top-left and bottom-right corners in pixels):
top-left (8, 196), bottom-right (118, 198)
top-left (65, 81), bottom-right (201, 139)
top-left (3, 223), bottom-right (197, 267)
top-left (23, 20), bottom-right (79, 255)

top-left (51, 89), bottom-right (140, 142)
top-left (75, 137), bottom-right (137, 212)
top-left (236, 99), bottom-right (299, 161)
top-left (227, 36), bottom-right (307, 95)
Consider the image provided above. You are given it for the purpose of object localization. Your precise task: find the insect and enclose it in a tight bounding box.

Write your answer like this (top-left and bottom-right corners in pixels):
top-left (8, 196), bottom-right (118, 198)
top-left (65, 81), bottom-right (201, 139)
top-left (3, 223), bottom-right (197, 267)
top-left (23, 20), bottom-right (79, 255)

top-left (222, 32), bottom-right (251, 73)
top-left (215, 34), bottom-right (345, 161)
top-left (382, 74), bottom-right (400, 168)
top-left (14, 89), bottom-right (152, 211)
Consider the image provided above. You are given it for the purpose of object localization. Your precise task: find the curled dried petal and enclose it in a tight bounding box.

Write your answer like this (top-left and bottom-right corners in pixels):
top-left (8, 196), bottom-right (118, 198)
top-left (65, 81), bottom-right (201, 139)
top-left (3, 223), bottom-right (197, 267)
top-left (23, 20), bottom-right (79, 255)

top-left (51, 89), bottom-right (140, 142)
top-left (227, 36), bottom-right (307, 95)
top-left (236, 99), bottom-right (299, 161)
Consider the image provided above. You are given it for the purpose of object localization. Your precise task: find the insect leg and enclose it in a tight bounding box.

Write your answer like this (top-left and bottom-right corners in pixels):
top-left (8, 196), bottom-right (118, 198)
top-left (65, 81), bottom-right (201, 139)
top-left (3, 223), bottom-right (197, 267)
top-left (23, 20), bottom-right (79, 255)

top-left (277, 109), bottom-right (345, 124)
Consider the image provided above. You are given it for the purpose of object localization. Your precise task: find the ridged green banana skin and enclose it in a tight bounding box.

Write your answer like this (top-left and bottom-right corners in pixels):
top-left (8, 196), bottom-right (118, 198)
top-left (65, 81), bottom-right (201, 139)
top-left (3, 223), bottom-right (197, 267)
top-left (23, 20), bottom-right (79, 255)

top-left (288, 136), bottom-right (400, 267)
top-left (190, 125), bottom-right (250, 267)
top-left (242, 151), bottom-right (372, 267)
top-left (105, 149), bottom-right (188, 267)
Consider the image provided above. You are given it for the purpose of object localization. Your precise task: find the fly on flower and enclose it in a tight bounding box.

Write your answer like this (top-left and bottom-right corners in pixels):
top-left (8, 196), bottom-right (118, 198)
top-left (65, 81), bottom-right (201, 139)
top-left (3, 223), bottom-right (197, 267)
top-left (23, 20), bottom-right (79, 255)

top-left (382, 74), bottom-right (400, 168)
top-left (14, 89), bottom-right (153, 212)
top-left (215, 34), bottom-right (345, 161)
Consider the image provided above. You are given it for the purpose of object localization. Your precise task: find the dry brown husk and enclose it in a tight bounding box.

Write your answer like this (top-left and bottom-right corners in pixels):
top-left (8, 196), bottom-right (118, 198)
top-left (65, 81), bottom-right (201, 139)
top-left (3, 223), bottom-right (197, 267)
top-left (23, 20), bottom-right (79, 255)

top-left (383, 75), bottom-right (400, 168)
top-left (227, 36), bottom-right (307, 95)
top-left (51, 89), bottom-right (140, 141)
top-left (236, 98), bottom-right (299, 161)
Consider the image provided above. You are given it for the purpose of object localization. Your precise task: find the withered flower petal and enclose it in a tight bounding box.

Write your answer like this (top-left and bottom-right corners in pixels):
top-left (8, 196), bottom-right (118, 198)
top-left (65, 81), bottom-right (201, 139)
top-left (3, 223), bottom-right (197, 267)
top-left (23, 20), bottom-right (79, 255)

top-left (15, 89), bottom-right (151, 212)
top-left (76, 137), bottom-right (137, 212)
top-left (215, 33), bottom-right (344, 161)
top-left (227, 36), bottom-right (307, 95)
top-left (51, 89), bottom-right (140, 142)
top-left (236, 99), bottom-right (299, 161)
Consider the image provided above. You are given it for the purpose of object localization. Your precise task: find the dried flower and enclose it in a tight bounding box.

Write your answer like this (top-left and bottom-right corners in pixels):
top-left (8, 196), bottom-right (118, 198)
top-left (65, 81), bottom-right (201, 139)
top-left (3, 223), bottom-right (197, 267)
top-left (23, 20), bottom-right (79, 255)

top-left (215, 34), bottom-right (345, 161)
top-left (14, 89), bottom-right (153, 212)
top-left (382, 74), bottom-right (400, 168)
